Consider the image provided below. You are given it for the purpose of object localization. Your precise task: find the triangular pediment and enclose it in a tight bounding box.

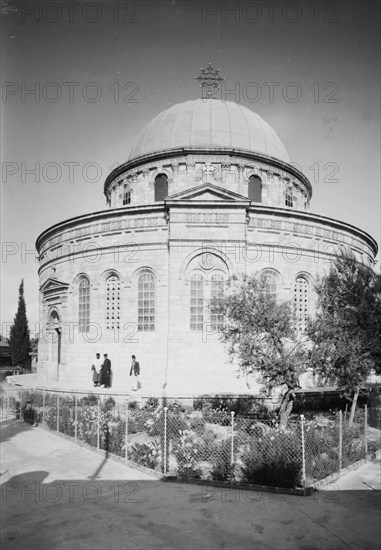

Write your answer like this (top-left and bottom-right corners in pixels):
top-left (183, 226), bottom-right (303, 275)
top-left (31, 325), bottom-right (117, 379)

top-left (40, 278), bottom-right (69, 294)
top-left (165, 183), bottom-right (250, 203)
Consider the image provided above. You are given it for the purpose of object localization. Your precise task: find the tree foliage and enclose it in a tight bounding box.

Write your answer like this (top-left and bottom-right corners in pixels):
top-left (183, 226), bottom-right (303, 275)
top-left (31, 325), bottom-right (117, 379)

top-left (9, 279), bottom-right (31, 369)
top-left (210, 274), bottom-right (309, 427)
top-left (308, 252), bottom-right (381, 423)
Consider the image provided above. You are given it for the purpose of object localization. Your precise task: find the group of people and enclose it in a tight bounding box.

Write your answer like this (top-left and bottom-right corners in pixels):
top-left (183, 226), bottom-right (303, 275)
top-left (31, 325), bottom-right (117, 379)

top-left (91, 353), bottom-right (111, 388)
top-left (91, 354), bottom-right (141, 391)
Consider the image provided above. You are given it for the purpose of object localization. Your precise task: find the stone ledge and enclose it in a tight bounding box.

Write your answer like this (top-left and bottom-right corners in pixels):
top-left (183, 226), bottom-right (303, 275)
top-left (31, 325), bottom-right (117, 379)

top-left (310, 452), bottom-right (381, 491)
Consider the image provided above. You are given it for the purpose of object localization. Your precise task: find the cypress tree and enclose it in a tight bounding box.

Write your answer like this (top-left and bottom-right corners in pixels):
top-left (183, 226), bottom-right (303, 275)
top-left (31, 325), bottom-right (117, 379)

top-left (9, 279), bottom-right (31, 370)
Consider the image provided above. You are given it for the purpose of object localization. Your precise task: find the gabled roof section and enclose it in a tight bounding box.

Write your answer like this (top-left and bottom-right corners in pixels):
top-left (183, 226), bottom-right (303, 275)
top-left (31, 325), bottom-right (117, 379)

top-left (165, 183), bottom-right (251, 203)
top-left (40, 278), bottom-right (69, 294)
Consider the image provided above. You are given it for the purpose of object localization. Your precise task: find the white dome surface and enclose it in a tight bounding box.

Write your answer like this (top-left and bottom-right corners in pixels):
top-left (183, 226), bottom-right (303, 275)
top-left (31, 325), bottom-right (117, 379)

top-left (128, 99), bottom-right (289, 163)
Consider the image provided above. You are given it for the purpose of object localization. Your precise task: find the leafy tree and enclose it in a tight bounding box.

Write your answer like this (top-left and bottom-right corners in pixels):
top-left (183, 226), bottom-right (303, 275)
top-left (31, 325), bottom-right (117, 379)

top-left (210, 274), bottom-right (309, 428)
top-left (9, 280), bottom-right (31, 370)
top-left (308, 252), bottom-right (381, 425)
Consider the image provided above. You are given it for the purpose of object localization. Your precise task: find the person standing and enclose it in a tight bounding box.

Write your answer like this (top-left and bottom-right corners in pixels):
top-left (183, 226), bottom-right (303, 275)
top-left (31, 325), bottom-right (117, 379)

top-left (130, 355), bottom-right (140, 391)
top-left (91, 353), bottom-right (101, 387)
top-left (102, 353), bottom-right (112, 388)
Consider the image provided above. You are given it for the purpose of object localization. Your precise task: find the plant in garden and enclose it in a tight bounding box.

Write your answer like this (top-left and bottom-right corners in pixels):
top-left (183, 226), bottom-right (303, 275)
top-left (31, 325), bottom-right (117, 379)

top-left (172, 429), bottom-right (202, 479)
top-left (240, 430), bottom-right (302, 488)
top-left (101, 396), bottom-right (116, 413)
top-left (130, 441), bottom-right (160, 469)
top-left (106, 419), bottom-right (127, 456)
top-left (189, 417), bottom-right (205, 436)
top-left (202, 404), bottom-right (231, 425)
top-left (77, 404), bottom-right (109, 446)
top-left (128, 408), bottom-right (153, 434)
top-left (211, 273), bottom-right (309, 428)
top-left (58, 397), bottom-right (75, 436)
top-left (308, 251), bottom-right (381, 426)
top-left (198, 428), bottom-right (218, 460)
top-left (143, 396), bottom-right (159, 410)
top-left (210, 440), bottom-right (235, 482)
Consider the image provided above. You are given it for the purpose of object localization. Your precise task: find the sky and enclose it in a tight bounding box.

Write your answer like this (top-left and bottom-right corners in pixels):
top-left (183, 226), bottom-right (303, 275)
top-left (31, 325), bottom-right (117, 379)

top-left (1, 0), bottom-right (380, 338)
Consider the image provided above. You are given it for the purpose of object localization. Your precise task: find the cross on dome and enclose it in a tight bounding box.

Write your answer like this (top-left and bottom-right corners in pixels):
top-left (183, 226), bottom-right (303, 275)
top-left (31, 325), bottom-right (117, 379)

top-left (194, 63), bottom-right (225, 98)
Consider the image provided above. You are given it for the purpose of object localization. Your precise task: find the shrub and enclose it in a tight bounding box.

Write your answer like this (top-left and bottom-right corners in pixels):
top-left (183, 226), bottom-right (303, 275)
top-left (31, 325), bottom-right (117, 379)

top-left (173, 429), bottom-right (202, 479)
top-left (166, 412), bottom-right (190, 439)
top-left (101, 396), bottom-right (116, 413)
top-left (240, 431), bottom-right (302, 488)
top-left (130, 441), bottom-right (160, 470)
top-left (193, 398), bottom-right (204, 411)
top-left (189, 417), bottom-right (205, 436)
top-left (128, 409), bottom-right (148, 434)
top-left (106, 420), bottom-right (126, 456)
top-left (210, 440), bottom-right (235, 482)
top-left (77, 404), bottom-right (111, 446)
top-left (82, 394), bottom-right (98, 406)
top-left (304, 422), bottom-right (337, 457)
top-left (202, 404), bottom-right (230, 426)
top-left (143, 396), bottom-right (159, 410)
top-left (197, 428), bottom-right (218, 460)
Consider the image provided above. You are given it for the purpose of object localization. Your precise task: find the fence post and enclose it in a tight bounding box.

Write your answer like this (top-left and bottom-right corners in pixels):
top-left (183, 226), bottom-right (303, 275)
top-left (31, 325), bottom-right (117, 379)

top-left (56, 394), bottom-right (59, 433)
top-left (97, 398), bottom-right (100, 450)
top-left (74, 394), bottom-right (78, 442)
top-left (42, 390), bottom-right (46, 429)
top-left (364, 405), bottom-right (368, 456)
top-left (300, 414), bottom-right (306, 489)
top-left (19, 390), bottom-right (23, 421)
top-left (163, 407), bottom-right (168, 475)
top-left (230, 411), bottom-right (235, 466)
top-left (125, 398), bottom-right (129, 465)
top-left (338, 410), bottom-right (343, 471)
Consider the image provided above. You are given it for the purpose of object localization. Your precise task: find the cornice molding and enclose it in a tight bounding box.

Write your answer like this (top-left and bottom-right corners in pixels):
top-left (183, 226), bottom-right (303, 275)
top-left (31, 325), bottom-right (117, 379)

top-left (36, 202), bottom-right (378, 259)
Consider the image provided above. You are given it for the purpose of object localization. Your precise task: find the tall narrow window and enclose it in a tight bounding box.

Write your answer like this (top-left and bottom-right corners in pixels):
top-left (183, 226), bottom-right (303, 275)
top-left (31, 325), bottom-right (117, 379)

top-left (138, 272), bottom-right (155, 331)
top-left (78, 277), bottom-right (90, 333)
top-left (122, 184), bottom-right (131, 205)
top-left (248, 175), bottom-right (262, 202)
top-left (260, 272), bottom-right (277, 300)
top-left (285, 188), bottom-right (294, 207)
top-left (190, 273), bottom-right (204, 331)
top-left (210, 273), bottom-right (225, 331)
top-left (106, 275), bottom-right (120, 330)
top-left (154, 173), bottom-right (168, 201)
top-left (294, 277), bottom-right (309, 333)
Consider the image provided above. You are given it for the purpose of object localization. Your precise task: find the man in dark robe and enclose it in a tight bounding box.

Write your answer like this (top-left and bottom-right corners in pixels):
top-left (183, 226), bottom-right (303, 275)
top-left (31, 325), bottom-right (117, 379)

top-left (101, 354), bottom-right (112, 388)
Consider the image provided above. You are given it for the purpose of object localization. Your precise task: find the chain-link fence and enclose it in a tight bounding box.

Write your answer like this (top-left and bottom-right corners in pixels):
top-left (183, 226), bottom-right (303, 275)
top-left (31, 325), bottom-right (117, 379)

top-left (1, 386), bottom-right (380, 489)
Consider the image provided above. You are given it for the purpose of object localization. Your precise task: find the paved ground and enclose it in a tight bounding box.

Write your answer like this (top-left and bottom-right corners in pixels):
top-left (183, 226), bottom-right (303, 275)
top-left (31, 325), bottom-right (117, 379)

top-left (1, 420), bottom-right (380, 550)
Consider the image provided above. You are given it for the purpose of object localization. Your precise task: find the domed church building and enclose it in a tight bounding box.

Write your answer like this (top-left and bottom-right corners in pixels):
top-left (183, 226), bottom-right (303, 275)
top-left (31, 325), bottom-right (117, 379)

top-left (36, 74), bottom-right (377, 395)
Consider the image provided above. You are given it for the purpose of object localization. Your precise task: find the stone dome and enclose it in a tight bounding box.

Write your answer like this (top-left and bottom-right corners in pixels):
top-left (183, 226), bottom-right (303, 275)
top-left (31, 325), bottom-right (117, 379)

top-left (128, 99), bottom-right (289, 163)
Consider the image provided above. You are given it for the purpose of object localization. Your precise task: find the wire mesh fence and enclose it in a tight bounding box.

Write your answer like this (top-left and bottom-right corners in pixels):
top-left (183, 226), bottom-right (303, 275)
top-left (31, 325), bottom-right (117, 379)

top-left (1, 385), bottom-right (380, 489)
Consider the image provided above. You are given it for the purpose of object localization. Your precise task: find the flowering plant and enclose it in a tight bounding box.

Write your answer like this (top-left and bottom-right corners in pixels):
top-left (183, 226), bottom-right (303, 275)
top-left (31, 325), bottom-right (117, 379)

top-left (130, 441), bottom-right (160, 469)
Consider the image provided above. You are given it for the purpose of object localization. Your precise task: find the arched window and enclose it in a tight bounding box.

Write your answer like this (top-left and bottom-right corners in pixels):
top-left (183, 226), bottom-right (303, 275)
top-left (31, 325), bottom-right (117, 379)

top-left (294, 277), bottom-right (309, 333)
top-left (190, 273), bottom-right (204, 331)
top-left (106, 275), bottom-right (120, 330)
top-left (138, 271), bottom-right (155, 331)
top-left (285, 188), bottom-right (294, 207)
top-left (210, 273), bottom-right (225, 331)
top-left (122, 184), bottom-right (131, 205)
top-left (248, 175), bottom-right (262, 202)
top-left (154, 173), bottom-right (168, 201)
top-left (260, 272), bottom-right (277, 300)
top-left (78, 277), bottom-right (90, 333)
